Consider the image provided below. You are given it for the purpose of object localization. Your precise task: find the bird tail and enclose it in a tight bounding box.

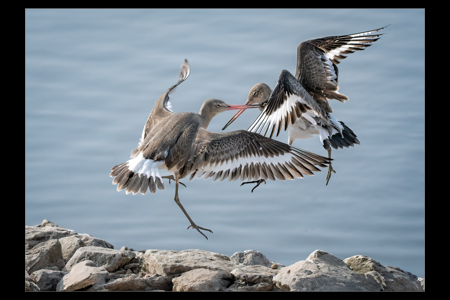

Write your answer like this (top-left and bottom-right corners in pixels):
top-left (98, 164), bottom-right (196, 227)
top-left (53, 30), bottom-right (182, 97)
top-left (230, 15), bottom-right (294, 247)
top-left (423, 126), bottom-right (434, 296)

top-left (322, 121), bottom-right (360, 151)
top-left (324, 90), bottom-right (349, 102)
top-left (110, 155), bottom-right (165, 195)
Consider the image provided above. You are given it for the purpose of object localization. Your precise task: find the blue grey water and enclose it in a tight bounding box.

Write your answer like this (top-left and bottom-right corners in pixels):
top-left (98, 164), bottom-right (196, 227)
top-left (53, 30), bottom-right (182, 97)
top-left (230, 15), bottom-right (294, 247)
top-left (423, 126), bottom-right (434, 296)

top-left (25, 9), bottom-right (425, 278)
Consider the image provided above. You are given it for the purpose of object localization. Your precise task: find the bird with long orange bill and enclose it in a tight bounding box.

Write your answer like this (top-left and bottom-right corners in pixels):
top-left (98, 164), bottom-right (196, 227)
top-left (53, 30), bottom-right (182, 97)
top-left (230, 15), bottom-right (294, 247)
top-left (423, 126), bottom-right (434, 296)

top-left (110, 59), bottom-right (331, 239)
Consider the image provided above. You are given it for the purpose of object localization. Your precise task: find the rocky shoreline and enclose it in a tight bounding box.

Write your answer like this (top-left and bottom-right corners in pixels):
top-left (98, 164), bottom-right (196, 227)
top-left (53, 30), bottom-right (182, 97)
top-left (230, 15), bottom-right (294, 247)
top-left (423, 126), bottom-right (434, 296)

top-left (25, 219), bottom-right (424, 292)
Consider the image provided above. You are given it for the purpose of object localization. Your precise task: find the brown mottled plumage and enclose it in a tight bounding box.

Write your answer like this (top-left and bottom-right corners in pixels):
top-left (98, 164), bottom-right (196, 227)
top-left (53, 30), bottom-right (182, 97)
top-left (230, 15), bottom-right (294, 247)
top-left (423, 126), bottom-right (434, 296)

top-left (296, 26), bottom-right (386, 111)
top-left (110, 59), bottom-right (331, 239)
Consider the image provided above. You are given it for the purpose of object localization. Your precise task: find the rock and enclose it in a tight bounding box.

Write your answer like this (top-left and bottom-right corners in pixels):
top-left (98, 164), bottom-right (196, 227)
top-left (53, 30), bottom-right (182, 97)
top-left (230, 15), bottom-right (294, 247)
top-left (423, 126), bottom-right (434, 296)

top-left (25, 220), bottom-right (75, 250)
top-left (40, 219), bottom-right (61, 227)
top-left (144, 249), bottom-right (236, 276)
top-left (24, 220), bottom-right (424, 292)
top-left (25, 270), bottom-right (40, 291)
top-left (64, 246), bottom-right (135, 272)
top-left (77, 234), bottom-right (114, 249)
top-left (230, 249), bottom-right (283, 268)
top-left (95, 273), bottom-right (172, 291)
top-left (273, 250), bottom-right (383, 291)
top-left (172, 268), bottom-right (233, 291)
top-left (229, 265), bottom-right (279, 291)
top-left (25, 239), bottom-right (65, 273)
top-left (120, 246), bottom-right (135, 251)
top-left (29, 269), bottom-right (66, 291)
top-left (344, 255), bottom-right (424, 291)
top-left (59, 236), bottom-right (84, 262)
top-left (56, 260), bottom-right (109, 291)
top-left (418, 277), bottom-right (425, 290)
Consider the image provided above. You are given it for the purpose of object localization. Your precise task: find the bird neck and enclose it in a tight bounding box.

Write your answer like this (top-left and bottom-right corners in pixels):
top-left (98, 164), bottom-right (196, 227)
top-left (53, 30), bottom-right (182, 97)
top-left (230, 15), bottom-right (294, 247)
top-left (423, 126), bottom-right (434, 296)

top-left (199, 106), bottom-right (214, 129)
top-left (260, 92), bottom-right (272, 112)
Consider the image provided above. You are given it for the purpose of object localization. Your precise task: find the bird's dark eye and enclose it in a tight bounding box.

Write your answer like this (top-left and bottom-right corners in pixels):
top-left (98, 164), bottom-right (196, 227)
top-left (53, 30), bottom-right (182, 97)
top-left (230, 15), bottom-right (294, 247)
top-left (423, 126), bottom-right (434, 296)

top-left (253, 91), bottom-right (257, 96)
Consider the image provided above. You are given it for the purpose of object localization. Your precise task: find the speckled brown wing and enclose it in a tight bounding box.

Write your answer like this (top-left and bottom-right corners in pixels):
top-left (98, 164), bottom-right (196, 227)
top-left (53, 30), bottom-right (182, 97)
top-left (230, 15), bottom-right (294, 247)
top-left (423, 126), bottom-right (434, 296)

top-left (295, 26), bottom-right (386, 103)
top-left (177, 128), bottom-right (331, 182)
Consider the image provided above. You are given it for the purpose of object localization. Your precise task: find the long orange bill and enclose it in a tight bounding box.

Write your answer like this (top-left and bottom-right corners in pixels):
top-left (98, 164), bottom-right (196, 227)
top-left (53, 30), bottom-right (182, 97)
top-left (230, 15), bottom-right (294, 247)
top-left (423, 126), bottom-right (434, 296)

top-left (225, 104), bottom-right (259, 110)
top-left (223, 103), bottom-right (259, 130)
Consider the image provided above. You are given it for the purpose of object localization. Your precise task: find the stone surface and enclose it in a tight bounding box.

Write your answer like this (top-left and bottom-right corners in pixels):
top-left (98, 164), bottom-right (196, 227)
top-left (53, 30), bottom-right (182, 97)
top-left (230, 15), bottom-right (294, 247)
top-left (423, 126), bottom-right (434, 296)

top-left (92, 273), bottom-right (172, 291)
top-left (64, 246), bottom-right (135, 272)
top-left (273, 250), bottom-right (383, 291)
top-left (25, 239), bottom-right (65, 273)
top-left (24, 220), bottom-right (424, 292)
top-left (77, 234), bottom-right (114, 249)
top-left (229, 265), bottom-right (279, 291)
top-left (25, 220), bottom-right (75, 250)
top-left (230, 250), bottom-right (284, 268)
top-left (418, 277), bottom-right (425, 290)
top-left (344, 255), bottom-right (424, 292)
top-left (30, 269), bottom-right (66, 291)
top-left (25, 270), bottom-right (40, 291)
top-left (143, 249), bottom-right (236, 276)
top-left (59, 236), bottom-right (84, 262)
top-left (172, 268), bottom-right (233, 291)
top-left (56, 260), bottom-right (109, 291)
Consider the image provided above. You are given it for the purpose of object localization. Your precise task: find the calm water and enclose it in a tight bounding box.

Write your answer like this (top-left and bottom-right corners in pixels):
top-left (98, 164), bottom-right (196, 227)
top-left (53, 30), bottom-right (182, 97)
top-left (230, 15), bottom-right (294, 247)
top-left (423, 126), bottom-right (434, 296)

top-left (25, 9), bottom-right (425, 278)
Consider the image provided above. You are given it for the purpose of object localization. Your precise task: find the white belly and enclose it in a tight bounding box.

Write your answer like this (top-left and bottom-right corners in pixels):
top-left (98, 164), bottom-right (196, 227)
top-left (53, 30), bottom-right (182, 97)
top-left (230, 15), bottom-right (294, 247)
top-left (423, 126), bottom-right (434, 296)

top-left (287, 118), bottom-right (319, 145)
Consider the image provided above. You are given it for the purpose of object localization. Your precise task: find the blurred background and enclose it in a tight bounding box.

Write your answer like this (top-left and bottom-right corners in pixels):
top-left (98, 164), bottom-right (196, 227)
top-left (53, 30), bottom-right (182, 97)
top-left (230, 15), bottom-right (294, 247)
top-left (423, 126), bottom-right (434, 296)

top-left (25, 9), bottom-right (424, 277)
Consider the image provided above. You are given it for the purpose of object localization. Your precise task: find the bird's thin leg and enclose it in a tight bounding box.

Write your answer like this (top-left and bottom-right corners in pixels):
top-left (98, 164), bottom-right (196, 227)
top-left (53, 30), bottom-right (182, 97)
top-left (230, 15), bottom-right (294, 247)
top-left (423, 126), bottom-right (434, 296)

top-left (173, 175), bottom-right (212, 239)
top-left (241, 179), bottom-right (266, 193)
top-left (162, 175), bottom-right (186, 187)
top-left (325, 148), bottom-right (336, 186)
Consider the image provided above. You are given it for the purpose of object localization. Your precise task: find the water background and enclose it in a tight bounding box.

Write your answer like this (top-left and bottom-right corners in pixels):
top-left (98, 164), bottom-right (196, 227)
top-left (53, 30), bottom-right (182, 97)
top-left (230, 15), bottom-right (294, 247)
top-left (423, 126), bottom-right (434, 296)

top-left (25, 9), bottom-right (425, 277)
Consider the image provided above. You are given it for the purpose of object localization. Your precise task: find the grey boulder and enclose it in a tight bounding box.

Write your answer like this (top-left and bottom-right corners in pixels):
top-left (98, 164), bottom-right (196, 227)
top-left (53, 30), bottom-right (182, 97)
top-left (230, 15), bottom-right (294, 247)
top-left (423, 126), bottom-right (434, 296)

top-left (29, 269), bottom-right (66, 291)
top-left (273, 250), bottom-right (384, 291)
top-left (25, 239), bottom-right (65, 274)
top-left (56, 260), bottom-right (109, 291)
top-left (172, 268), bottom-right (233, 291)
top-left (64, 246), bottom-right (136, 272)
top-left (143, 249), bottom-right (236, 276)
top-left (344, 254), bottom-right (424, 291)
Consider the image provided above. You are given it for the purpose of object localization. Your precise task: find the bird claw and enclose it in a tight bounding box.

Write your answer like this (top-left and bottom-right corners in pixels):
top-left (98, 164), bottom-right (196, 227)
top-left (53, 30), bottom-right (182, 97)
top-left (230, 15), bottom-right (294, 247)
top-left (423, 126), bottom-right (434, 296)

top-left (325, 164), bottom-right (336, 186)
top-left (187, 223), bottom-right (213, 240)
top-left (162, 175), bottom-right (186, 187)
top-left (241, 179), bottom-right (266, 193)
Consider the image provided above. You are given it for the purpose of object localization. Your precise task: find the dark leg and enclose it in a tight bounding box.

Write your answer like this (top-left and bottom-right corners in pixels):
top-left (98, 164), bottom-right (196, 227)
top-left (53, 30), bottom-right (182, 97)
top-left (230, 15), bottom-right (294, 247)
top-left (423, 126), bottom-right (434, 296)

top-left (325, 148), bottom-right (336, 186)
top-left (173, 175), bottom-right (212, 239)
top-left (241, 179), bottom-right (266, 193)
top-left (162, 175), bottom-right (186, 187)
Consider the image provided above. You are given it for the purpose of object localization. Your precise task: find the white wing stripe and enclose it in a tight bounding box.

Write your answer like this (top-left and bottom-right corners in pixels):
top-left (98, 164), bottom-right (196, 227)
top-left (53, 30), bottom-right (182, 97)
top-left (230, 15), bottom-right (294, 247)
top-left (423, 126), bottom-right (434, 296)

top-left (250, 92), bottom-right (315, 136)
top-left (195, 152), bottom-right (302, 181)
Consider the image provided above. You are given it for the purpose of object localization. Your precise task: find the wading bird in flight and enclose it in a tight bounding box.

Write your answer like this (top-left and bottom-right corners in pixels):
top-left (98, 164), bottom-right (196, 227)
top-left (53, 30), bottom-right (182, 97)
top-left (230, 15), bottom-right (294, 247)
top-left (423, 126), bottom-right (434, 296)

top-left (223, 26), bottom-right (387, 186)
top-left (110, 59), bottom-right (331, 239)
